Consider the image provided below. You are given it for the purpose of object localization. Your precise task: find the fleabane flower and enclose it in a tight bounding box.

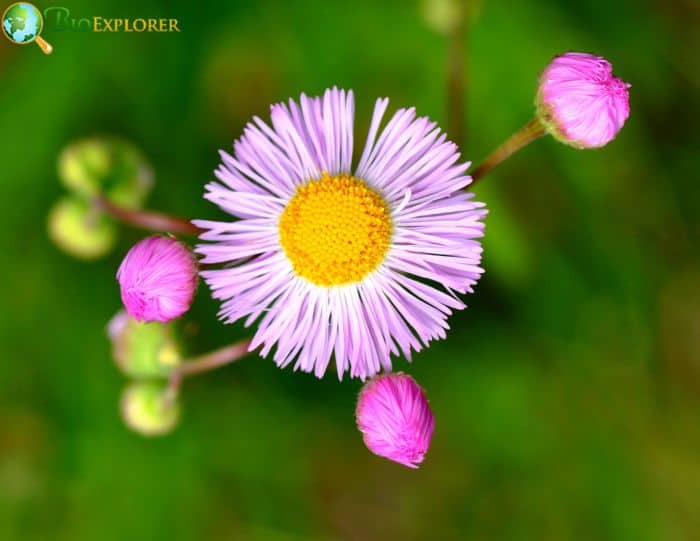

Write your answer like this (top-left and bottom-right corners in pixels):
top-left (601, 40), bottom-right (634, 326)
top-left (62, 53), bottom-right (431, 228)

top-left (537, 52), bottom-right (630, 148)
top-left (356, 373), bottom-right (435, 468)
top-left (195, 88), bottom-right (486, 380)
top-left (116, 236), bottom-right (198, 323)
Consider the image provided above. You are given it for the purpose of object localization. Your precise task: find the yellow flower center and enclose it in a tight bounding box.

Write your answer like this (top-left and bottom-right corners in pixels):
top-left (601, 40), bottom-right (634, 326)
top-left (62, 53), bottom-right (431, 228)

top-left (279, 172), bottom-right (392, 286)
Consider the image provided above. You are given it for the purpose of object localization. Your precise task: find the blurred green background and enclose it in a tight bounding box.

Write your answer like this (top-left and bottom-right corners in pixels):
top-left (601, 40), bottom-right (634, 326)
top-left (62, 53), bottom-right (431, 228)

top-left (1, 0), bottom-right (699, 539)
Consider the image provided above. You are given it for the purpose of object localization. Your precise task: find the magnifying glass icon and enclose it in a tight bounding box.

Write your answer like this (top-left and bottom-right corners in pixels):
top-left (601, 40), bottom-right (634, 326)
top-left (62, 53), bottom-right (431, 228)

top-left (2, 2), bottom-right (53, 54)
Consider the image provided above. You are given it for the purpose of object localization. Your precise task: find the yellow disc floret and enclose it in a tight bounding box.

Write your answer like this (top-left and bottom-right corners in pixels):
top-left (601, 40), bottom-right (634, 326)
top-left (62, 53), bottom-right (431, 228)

top-left (279, 172), bottom-right (392, 286)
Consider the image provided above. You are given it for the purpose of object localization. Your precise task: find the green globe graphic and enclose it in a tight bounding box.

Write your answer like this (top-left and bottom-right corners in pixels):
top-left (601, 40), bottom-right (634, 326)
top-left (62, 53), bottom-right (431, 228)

top-left (2, 2), bottom-right (42, 44)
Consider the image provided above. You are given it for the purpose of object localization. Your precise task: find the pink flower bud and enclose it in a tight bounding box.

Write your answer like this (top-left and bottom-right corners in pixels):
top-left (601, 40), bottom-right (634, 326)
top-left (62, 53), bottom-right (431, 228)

top-left (116, 236), bottom-right (198, 323)
top-left (356, 373), bottom-right (435, 468)
top-left (537, 52), bottom-right (630, 149)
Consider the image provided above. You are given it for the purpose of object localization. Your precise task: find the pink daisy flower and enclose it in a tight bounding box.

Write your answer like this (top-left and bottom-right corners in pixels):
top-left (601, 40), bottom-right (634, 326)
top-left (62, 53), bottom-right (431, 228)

top-left (194, 88), bottom-right (486, 380)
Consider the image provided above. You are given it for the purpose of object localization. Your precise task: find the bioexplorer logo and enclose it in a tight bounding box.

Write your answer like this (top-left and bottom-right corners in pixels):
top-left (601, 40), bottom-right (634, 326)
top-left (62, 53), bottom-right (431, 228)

top-left (2, 2), bottom-right (53, 54)
top-left (2, 3), bottom-right (181, 54)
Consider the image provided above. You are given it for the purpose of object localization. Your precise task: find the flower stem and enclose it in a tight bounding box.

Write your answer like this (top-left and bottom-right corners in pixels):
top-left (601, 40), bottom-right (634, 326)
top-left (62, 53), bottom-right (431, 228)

top-left (164, 338), bottom-right (254, 402)
top-left (470, 118), bottom-right (547, 184)
top-left (446, 6), bottom-right (467, 149)
top-left (94, 196), bottom-right (203, 236)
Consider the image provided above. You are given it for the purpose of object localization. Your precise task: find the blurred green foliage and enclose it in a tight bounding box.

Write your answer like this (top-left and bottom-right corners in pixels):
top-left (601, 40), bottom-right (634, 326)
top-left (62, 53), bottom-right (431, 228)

top-left (0, 0), bottom-right (698, 540)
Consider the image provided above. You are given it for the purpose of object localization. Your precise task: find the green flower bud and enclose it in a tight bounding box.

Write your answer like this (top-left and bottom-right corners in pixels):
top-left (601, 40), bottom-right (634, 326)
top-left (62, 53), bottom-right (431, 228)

top-left (58, 137), bottom-right (153, 209)
top-left (422, 0), bottom-right (465, 34)
top-left (107, 311), bottom-right (182, 379)
top-left (120, 381), bottom-right (180, 437)
top-left (48, 197), bottom-right (117, 260)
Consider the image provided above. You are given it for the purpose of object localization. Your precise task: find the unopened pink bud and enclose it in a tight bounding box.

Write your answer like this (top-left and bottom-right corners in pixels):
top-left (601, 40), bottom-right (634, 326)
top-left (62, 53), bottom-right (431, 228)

top-left (356, 373), bottom-right (435, 468)
top-left (116, 236), bottom-right (198, 323)
top-left (537, 52), bottom-right (630, 149)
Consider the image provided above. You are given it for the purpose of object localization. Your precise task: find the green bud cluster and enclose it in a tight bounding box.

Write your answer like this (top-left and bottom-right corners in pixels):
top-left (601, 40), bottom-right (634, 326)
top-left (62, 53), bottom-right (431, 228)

top-left (108, 311), bottom-right (183, 436)
top-left (58, 137), bottom-right (153, 208)
top-left (48, 137), bottom-right (154, 259)
top-left (48, 198), bottom-right (117, 259)
top-left (121, 381), bottom-right (180, 437)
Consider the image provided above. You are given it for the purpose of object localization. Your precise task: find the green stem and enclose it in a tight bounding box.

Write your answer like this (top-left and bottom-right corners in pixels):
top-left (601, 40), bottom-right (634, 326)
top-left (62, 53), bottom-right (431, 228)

top-left (164, 338), bottom-right (254, 402)
top-left (470, 118), bottom-right (547, 185)
top-left (94, 196), bottom-right (203, 236)
top-left (446, 5), bottom-right (467, 149)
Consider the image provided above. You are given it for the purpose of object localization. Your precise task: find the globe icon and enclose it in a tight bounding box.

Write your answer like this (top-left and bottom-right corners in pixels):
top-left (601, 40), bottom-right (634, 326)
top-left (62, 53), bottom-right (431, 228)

top-left (2, 2), bottom-right (52, 53)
